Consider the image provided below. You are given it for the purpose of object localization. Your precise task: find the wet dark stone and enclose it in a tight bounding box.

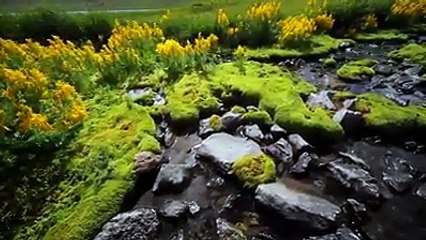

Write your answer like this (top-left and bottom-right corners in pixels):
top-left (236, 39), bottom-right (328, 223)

top-left (404, 141), bottom-right (418, 152)
top-left (375, 64), bottom-right (394, 76)
top-left (333, 109), bottom-right (364, 135)
top-left (385, 93), bottom-right (409, 106)
top-left (304, 225), bottom-right (361, 240)
top-left (307, 91), bottom-right (336, 110)
top-left (94, 208), bottom-right (159, 240)
top-left (290, 152), bottom-right (315, 175)
top-left (263, 138), bottom-right (293, 164)
top-left (188, 201), bottom-right (201, 215)
top-left (382, 157), bottom-right (414, 193)
top-left (198, 118), bottom-right (221, 138)
top-left (168, 229), bottom-right (184, 240)
top-left (206, 176), bottom-right (225, 188)
top-left (216, 218), bottom-right (247, 240)
top-left (326, 160), bottom-right (380, 202)
top-left (415, 183), bottom-right (426, 200)
top-left (134, 152), bottom-right (162, 174)
top-left (195, 133), bottom-right (262, 173)
top-left (241, 124), bottom-right (265, 143)
top-left (343, 198), bottom-right (367, 222)
top-left (152, 163), bottom-right (193, 195)
top-left (221, 111), bottom-right (243, 132)
top-left (255, 183), bottom-right (341, 232)
top-left (270, 124), bottom-right (287, 140)
top-left (159, 200), bottom-right (189, 219)
top-left (342, 98), bottom-right (357, 110)
top-left (404, 65), bottom-right (424, 76)
top-left (338, 152), bottom-right (370, 170)
top-left (164, 128), bottom-right (176, 148)
top-left (288, 134), bottom-right (313, 155)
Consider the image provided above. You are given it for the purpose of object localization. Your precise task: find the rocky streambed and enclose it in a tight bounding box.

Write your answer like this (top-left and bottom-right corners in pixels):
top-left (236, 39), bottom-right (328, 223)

top-left (93, 38), bottom-right (426, 240)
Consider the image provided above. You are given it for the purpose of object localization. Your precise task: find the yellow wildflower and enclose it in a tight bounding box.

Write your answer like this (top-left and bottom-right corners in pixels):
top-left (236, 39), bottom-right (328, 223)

top-left (314, 13), bottom-right (335, 30)
top-left (217, 9), bottom-right (230, 26)
top-left (246, 1), bottom-right (281, 21)
top-left (66, 101), bottom-right (87, 125)
top-left (234, 45), bottom-right (246, 58)
top-left (156, 39), bottom-right (186, 57)
top-left (361, 13), bottom-right (378, 31)
top-left (17, 105), bottom-right (52, 132)
top-left (277, 15), bottom-right (317, 44)
top-left (54, 81), bottom-right (77, 100)
top-left (227, 27), bottom-right (239, 36)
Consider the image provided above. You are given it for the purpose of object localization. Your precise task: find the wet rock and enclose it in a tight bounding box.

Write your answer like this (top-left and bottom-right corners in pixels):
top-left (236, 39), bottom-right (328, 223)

top-left (326, 160), bottom-right (380, 202)
top-left (134, 151), bottom-right (161, 174)
top-left (333, 109), bottom-right (364, 135)
top-left (94, 208), bottom-right (159, 240)
top-left (338, 152), bottom-right (370, 170)
top-left (375, 64), bottom-right (394, 76)
top-left (168, 229), bottom-right (184, 240)
top-left (242, 124), bottom-right (265, 142)
top-left (307, 91), bottom-right (336, 110)
top-left (343, 198), bottom-right (367, 221)
top-left (255, 183), bottom-right (341, 232)
top-left (159, 200), bottom-right (189, 219)
top-left (342, 98), bottom-right (357, 110)
top-left (404, 141), bottom-right (418, 152)
top-left (221, 111), bottom-right (243, 131)
top-left (216, 218), bottom-right (247, 240)
top-left (382, 157), bottom-right (414, 193)
top-left (288, 134), bottom-right (313, 155)
top-left (304, 225), bottom-right (361, 240)
top-left (263, 138), bottom-right (293, 164)
top-left (290, 152), bottom-right (315, 175)
top-left (152, 163), bottom-right (192, 195)
top-left (195, 133), bottom-right (262, 173)
top-left (199, 117), bottom-right (221, 138)
top-left (415, 183), bottom-right (426, 200)
top-left (206, 176), bottom-right (225, 188)
top-left (385, 93), bottom-right (409, 106)
top-left (188, 201), bottom-right (201, 215)
top-left (404, 65), bottom-right (424, 76)
top-left (270, 124), bottom-right (287, 139)
top-left (164, 128), bottom-right (176, 148)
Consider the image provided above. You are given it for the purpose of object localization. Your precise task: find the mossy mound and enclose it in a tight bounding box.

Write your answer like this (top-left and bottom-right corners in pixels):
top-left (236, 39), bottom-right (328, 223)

top-left (245, 35), bottom-right (344, 60)
top-left (337, 58), bottom-right (377, 81)
top-left (166, 74), bottom-right (221, 125)
top-left (388, 43), bottom-right (426, 66)
top-left (242, 110), bottom-right (273, 126)
top-left (232, 154), bottom-right (276, 188)
top-left (208, 114), bottom-right (222, 131)
top-left (355, 93), bottom-right (426, 138)
top-left (231, 105), bottom-right (246, 114)
top-left (14, 99), bottom-right (160, 240)
top-left (353, 30), bottom-right (409, 42)
top-left (209, 61), bottom-right (343, 144)
top-left (323, 57), bottom-right (337, 67)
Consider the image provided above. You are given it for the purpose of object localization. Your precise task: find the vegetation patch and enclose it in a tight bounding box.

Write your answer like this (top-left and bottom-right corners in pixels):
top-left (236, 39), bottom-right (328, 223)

top-left (14, 98), bottom-right (160, 240)
top-left (232, 154), bottom-right (276, 188)
top-left (388, 43), bottom-right (426, 66)
top-left (353, 29), bottom-right (409, 42)
top-left (242, 110), bottom-right (273, 126)
top-left (337, 58), bottom-right (377, 81)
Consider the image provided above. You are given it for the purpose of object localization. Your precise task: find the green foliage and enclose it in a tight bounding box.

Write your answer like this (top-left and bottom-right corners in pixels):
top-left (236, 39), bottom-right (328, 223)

top-left (242, 110), bottom-right (273, 126)
top-left (353, 29), bottom-right (409, 42)
top-left (208, 114), bottom-right (222, 131)
top-left (337, 59), bottom-right (377, 81)
top-left (355, 93), bottom-right (426, 138)
top-left (231, 105), bottom-right (246, 114)
top-left (232, 154), bottom-right (276, 188)
top-left (13, 96), bottom-right (160, 240)
top-left (388, 43), bottom-right (426, 66)
top-left (323, 57), bottom-right (337, 67)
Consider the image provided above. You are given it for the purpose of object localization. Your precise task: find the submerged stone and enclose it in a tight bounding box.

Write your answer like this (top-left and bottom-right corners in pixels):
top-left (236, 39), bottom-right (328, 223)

top-left (94, 208), bottom-right (159, 240)
top-left (255, 183), bottom-right (341, 232)
top-left (195, 133), bottom-right (262, 173)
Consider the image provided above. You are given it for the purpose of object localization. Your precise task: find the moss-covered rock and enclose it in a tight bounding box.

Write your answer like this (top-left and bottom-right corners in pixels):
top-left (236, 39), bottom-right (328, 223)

top-left (209, 61), bottom-right (343, 144)
top-left (323, 58), bottom-right (337, 67)
top-left (355, 93), bottom-right (426, 138)
top-left (242, 110), bottom-right (273, 126)
top-left (231, 105), bottom-right (246, 114)
top-left (337, 59), bottom-right (377, 81)
top-left (232, 154), bottom-right (276, 188)
top-left (208, 114), bottom-right (222, 131)
top-left (14, 99), bottom-right (160, 240)
top-left (353, 30), bottom-right (409, 42)
top-left (166, 74), bottom-right (221, 125)
top-left (245, 35), bottom-right (344, 60)
top-left (388, 43), bottom-right (426, 66)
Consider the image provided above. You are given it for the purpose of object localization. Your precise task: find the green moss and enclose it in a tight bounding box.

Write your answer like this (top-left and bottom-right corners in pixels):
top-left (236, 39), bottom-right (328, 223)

top-left (353, 30), bottom-right (409, 42)
top-left (209, 61), bottom-right (342, 144)
top-left (245, 35), bottom-right (343, 60)
top-left (166, 74), bottom-right (220, 125)
top-left (208, 114), bottom-right (222, 131)
top-left (348, 58), bottom-right (378, 67)
top-left (14, 98), bottom-right (160, 240)
top-left (231, 105), bottom-right (246, 114)
top-left (332, 91), bottom-right (356, 102)
top-left (323, 58), bottom-right (337, 67)
top-left (232, 154), bottom-right (276, 188)
top-left (337, 65), bottom-right (375, 81)
top-left (355, 93), bottom-right (426, 137)
top-left (242, 110), bottom-right (273, 126)
top-left (388, 43), bottom-right (426, 66)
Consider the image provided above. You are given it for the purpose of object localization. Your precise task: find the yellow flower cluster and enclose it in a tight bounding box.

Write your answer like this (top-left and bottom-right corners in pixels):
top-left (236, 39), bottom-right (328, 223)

top-left (156, 34), bottom-right (218, 58)
top-left (391, 0), bottom-right (426, 20)
top-left (277, 15), bottom-right (317, 44)
top-left (227, 27), bottom-right (239, 36)
top-left (17, 105), bottom-right (53, 132)
top-left (361, 13), bottom-right (378, 31)
top-left (234, 45), bottom-right (246, 58)
top-left (1, 68), bottom-right (48, 91)
top-left (217, 9), bottom-right (230, 27)
top-left (107, 21), bottom-right (164, 50)
top-left (314, 13), bottom-right (335, 30)
top-left (246, 1), bottom-right (281, 21)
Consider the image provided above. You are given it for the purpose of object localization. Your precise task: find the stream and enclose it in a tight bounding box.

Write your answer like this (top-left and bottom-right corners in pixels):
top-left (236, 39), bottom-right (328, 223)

top-left (93, 39), bottom-right (426, 240)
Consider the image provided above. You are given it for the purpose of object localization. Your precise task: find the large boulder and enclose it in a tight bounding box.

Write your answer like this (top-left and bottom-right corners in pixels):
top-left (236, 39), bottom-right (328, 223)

top-left (194, 133), bottom-right (262, 173)
top-left (94, 208), bottom-right (159, 240)
top-left (255, 183), bottom-right (341, 232)
top-left (152, 163), bottom-right (192, 195)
